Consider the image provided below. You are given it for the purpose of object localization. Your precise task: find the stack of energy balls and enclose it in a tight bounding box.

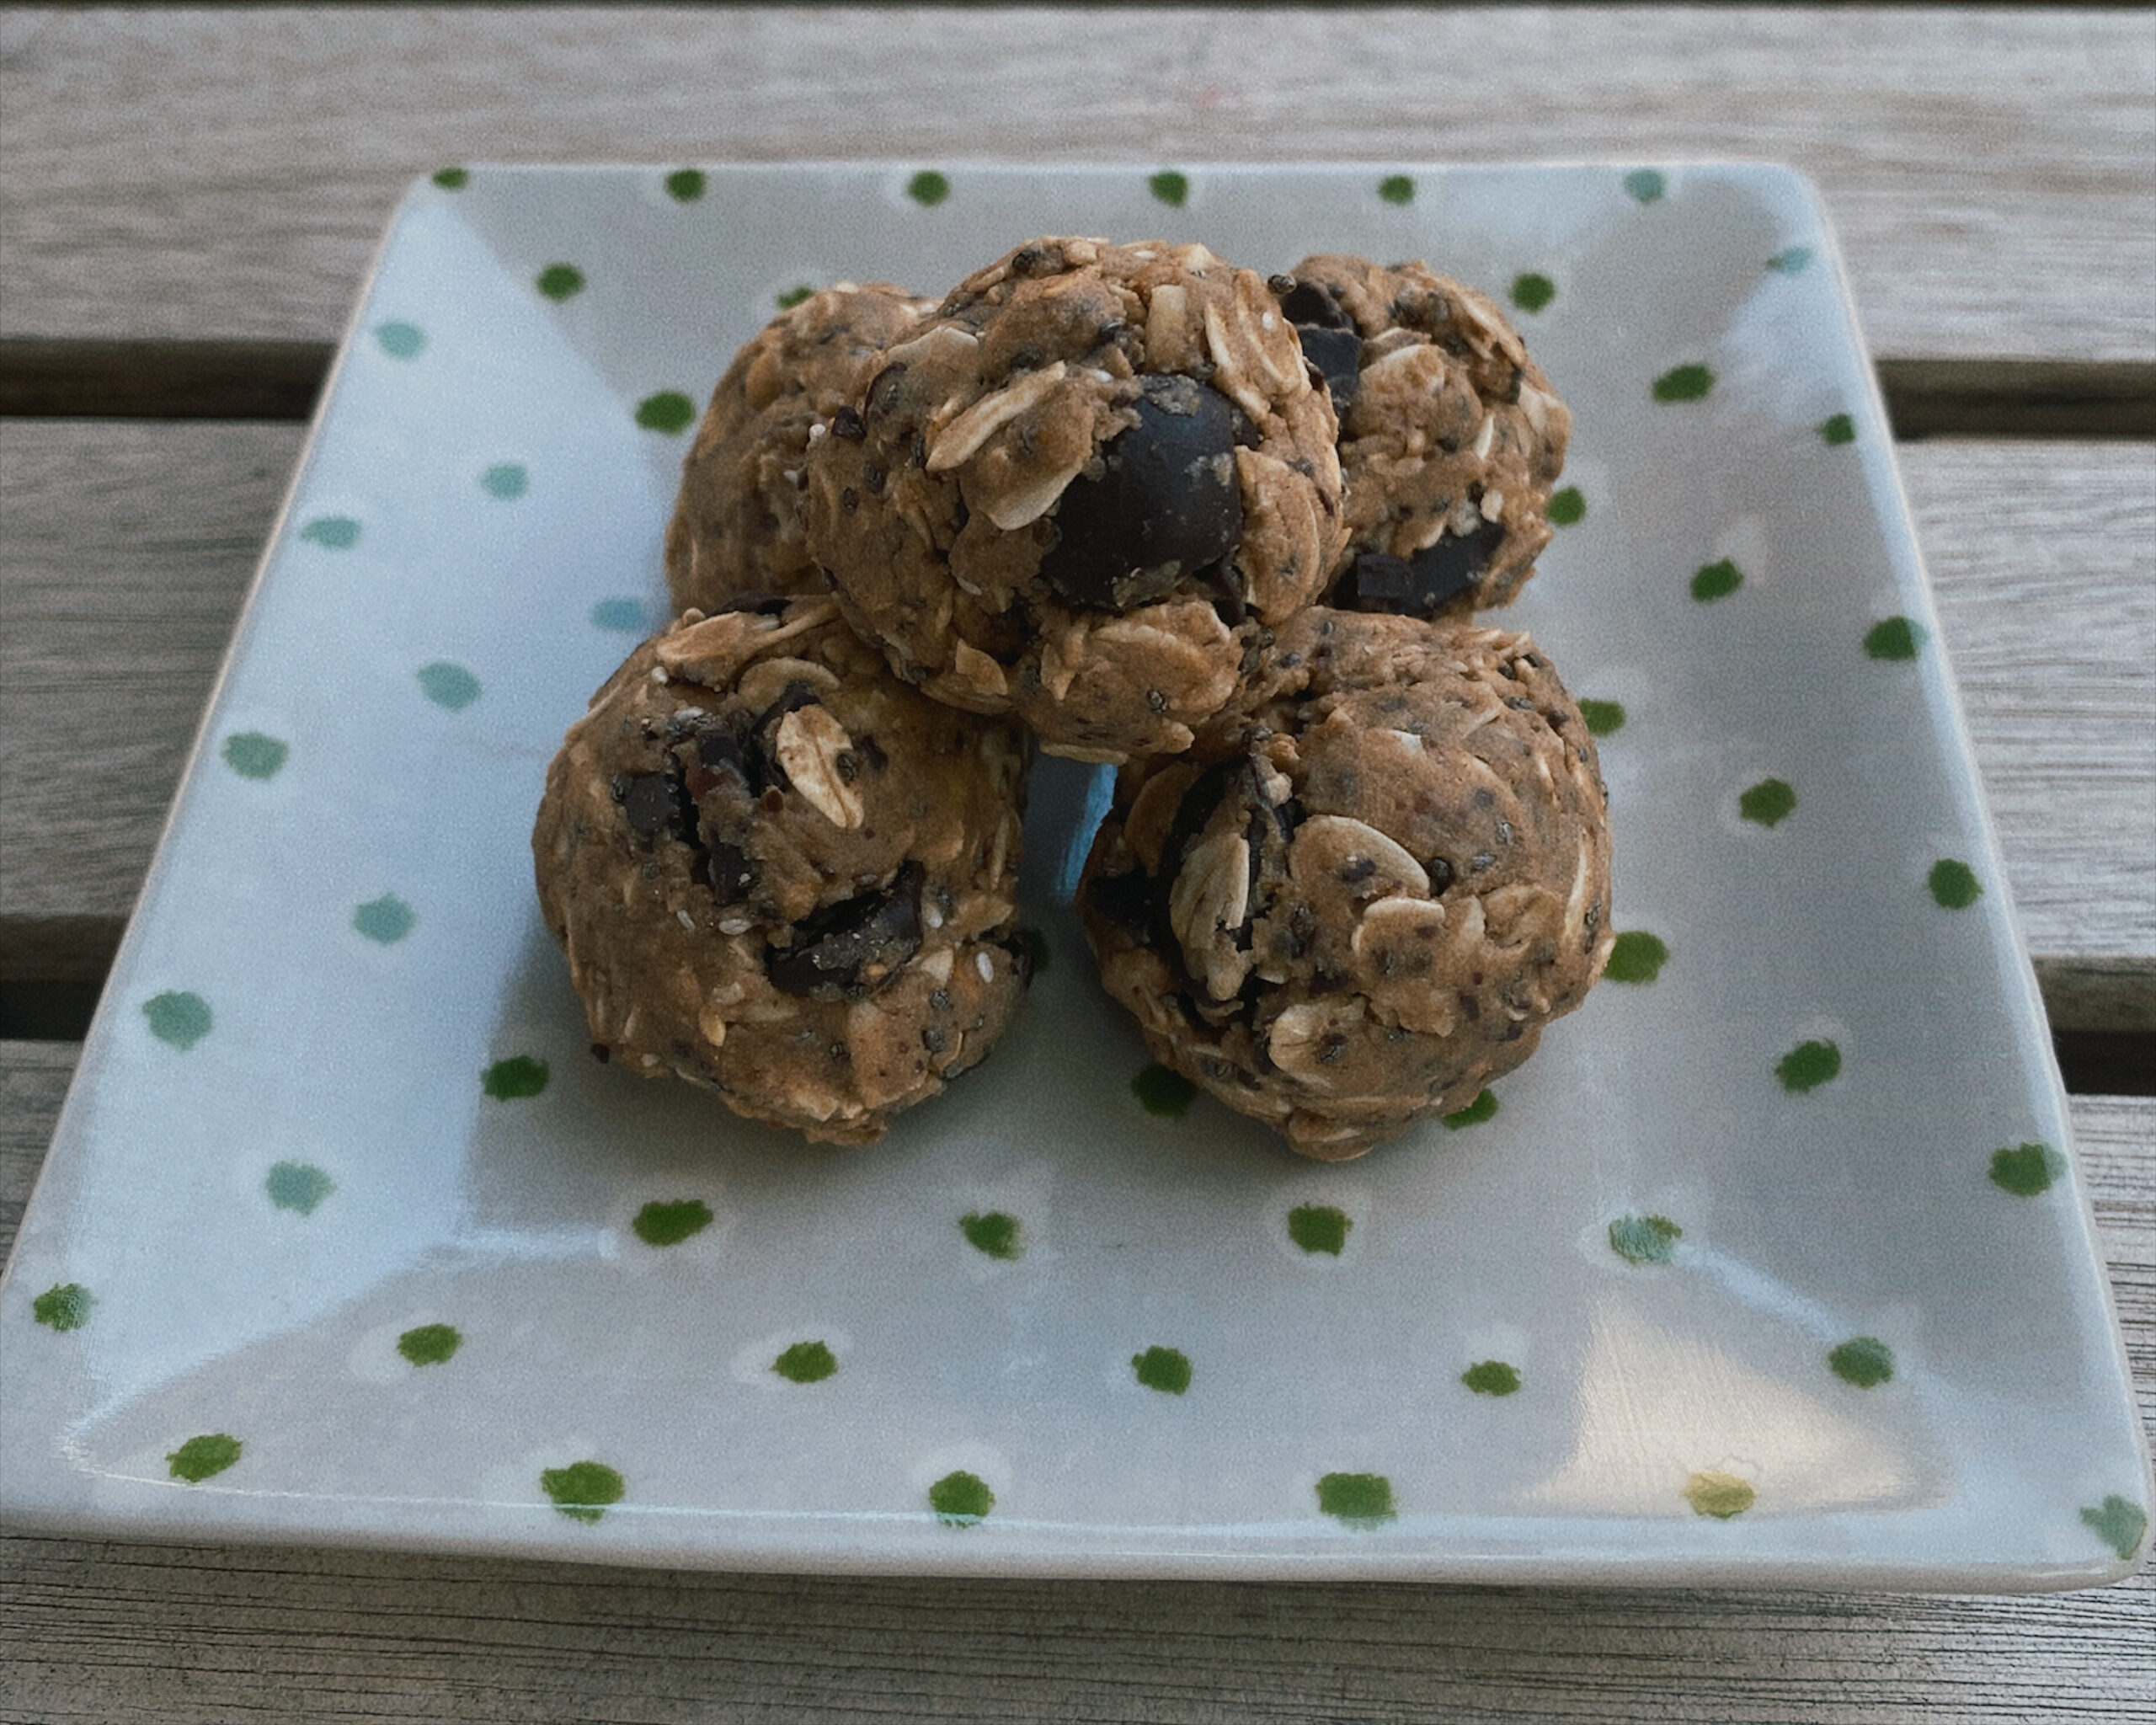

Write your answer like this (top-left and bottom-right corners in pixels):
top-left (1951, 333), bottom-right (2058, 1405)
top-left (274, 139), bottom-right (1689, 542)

top-left (533, 238), bottom-right (1614, 1156)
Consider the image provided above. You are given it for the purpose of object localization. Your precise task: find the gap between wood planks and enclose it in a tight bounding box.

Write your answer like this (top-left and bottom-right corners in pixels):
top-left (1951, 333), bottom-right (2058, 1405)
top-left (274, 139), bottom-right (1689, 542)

top-left (3, 338), bottom-right (2156, 439)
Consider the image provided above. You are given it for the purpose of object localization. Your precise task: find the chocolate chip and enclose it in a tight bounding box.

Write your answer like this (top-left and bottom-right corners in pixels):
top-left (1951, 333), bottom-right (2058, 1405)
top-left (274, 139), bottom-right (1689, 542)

top-left (863, 363), bottom-right (909, 421)
top-left (702, 839), bottom-right (756, 905)
top-left (1426, 855), bottom-right (1456, 895)
top-left (1294, 323), bottom-right (1362, 409)
top-left (829, 405), bottom-right (865, 441)
top-left (1274, 279), bottom-right (1352, 330)
top-left (621, 770), bottom-right (693, 839)
top-left (764, 862), bottom-right (925, 1001)
top-left (1036, 373), bottom-right (1243, 611)
top-left (1334, 518), bottom-right (1507, 617)
top-left (1082, 869), bottom-right (1157, 942)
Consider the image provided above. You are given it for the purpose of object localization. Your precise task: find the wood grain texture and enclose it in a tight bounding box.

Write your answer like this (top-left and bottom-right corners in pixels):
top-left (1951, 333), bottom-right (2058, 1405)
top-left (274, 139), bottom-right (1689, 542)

top-left (0, 1047), bottom-right (2146, 1725)
top-left (3, 424), bottom-right (2149, 1026)
top-left (1, 7), bottom-right (2151, 362)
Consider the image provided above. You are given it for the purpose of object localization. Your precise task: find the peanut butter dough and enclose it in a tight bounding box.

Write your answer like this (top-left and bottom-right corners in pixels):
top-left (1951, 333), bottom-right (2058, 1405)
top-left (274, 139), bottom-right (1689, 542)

top-left (1274, 255), bottom-right (1571, 617)
top-left (802, 237), bottom-right (1348, 764)
top-left (1079, 608), bottom-right (1612, 1159)
top-left (665, 282), bottom-right (936, 614)
top-left (533, 596), bottom-right (1032, 1144)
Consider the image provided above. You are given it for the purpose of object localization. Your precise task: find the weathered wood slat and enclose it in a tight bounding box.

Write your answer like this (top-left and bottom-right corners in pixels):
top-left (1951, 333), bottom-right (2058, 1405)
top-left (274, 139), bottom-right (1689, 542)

top-left (1, 8), bottom-right (2150, 362)
top-left (0, 1046), bottom-right (2146, 1725)
top-left (5, 425), bottom-right (2149, 1030)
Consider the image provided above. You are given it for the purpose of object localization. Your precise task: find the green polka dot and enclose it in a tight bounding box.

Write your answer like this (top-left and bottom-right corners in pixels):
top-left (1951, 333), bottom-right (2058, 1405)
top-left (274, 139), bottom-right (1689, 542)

top-left (416, 661), bottom-right (481, 711)
top-left (632, 1199), bottom-right (713, 1247)
top-left (590, 597), bottom-right (648, 633)
top-left (1684, 1470), bottom-right (1753, 1519)
top-left (1818, 412), bottom-right (1856, 446)
top-left (1653, 363), bottom-right (1715, 403)
top-left (2080, 1494), bottom-right (2148, 1562)
top-left (300, 515), bottom-right (360, 549)
top-left (1148, 169), bottom-right (1189, 208)
top-left (541, 1460), bottom-right (623, 1523)
top-left (1511, 272), bottom-right (1556, 313)
top-left (1316, 1471), bottom-right (1396, 1526)
top-left (1131, 1345), bottom-right (1193, 1395)
top-left (168, 1433), bottom-right (243, 1484)
top-left (397, 1323), bottom-right (462, 1366)
top-left (960, 1210), bottom-right (1022, 1261)
top-left (143, 990), bottom-right (211, 1050)
top-left (1132, 1062), bottom-right (1198, 1118)
top-left (431, 167), bottom-right (469, 190)
top-left (1444, 1089), bottom-right (1497, 1130)
top-left (775, 284), bottom-right (814, 310)
top-left (482, 1055), bottom-right (548, 1099)
top-left (1460, 1360), bottom-right (1521, 1397)
top-left (265, 1160), bottom-right (334, 1216)
top-left (1863, 616), bottom-right (1924, 661)
top-left (1775, 1038), bottom-right (1841, 1093)
top-left (1545, 485), bottom-right (1585, 526)
top-left (1577, 698), bottom-right (1625, 737)
top-left (1691, 557), bottom-right (1743, 601)
top-left (1767, 245), bottom-right (1813, 275)
top-left (374, 321), bottom-right (425, 360)
top-left (1988, 1140), bottom-right (2065, 1198)
top-left (1927, 858), bottom-right (1982, 910)
top-left (352, 893), bottom-right (415, 944)
top-left (907, 169), bottom-right (950, 207)
top-left (771, 1340), bottom-right (837, 1384)
top-left (1624, 168), bottom-right (1667, 205)
top-left (32, 1283), bottom-right (95, 1332)
top-left (1603, 930), bottom-right (1668, 984)
top-left (480, 463), bottom-right (528, 500)
top-left (636, 391), bottom-right (697, 435)
top-left (929, 1470), bottom-right (993, 1524)
top-left (1609, 1213), bottom-right (1682, 1266)
top-left (1828, 1336), bottom-right (1894, 1388)
top-left (1287, 1204), bottom-right (1351, 1257)
top-left (221, 731), bottom-right (289, 780)
top-left (536, 263), bottom-right (585, 302)
top-left (1738, 776), bottom-right (1795, 826)
top-left (1377, 174), bottom-right (1415, 206)
top-left (664, 168), bottom-right (706, 202)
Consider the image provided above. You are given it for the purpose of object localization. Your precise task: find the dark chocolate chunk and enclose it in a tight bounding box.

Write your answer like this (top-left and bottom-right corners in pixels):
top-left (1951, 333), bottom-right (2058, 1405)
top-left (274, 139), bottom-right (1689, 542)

top-left (765, 862), bottom-right (925, 1001)
top-left (1037, 373), bottom-right (1243, 611)
top-left (1083, 869), bottom-right (1157, 941)
top-left (1294, 324), bottom-right (1362, 409)
top-left (702, 839), bottom-right (756, 905)
top-left (829, 404), bottom-right (865, 441)
top-left (621, 770), bottom-right (694, 840)
top-left (1273, 279), bottom-right (1353, 331)
top-left (1334, 517), bottom-right (1508, 617)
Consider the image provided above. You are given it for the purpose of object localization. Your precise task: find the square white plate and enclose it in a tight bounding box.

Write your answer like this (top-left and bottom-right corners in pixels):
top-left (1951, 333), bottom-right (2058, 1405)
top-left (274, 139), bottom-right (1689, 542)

top-left (3, 163), bottom-right (2146, 1588)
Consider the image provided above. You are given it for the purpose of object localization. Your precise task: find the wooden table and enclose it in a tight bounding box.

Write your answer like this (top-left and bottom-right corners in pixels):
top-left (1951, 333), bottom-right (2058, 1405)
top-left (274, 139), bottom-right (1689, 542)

top-left (3, 8), bottom-right (2151, 1719)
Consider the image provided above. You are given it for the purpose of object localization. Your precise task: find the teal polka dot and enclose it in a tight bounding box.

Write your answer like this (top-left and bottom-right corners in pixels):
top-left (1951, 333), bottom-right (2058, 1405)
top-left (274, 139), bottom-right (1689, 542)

top-left (265, 1161), bottom-right (335, 1216)
top-left (221, 732), bottom-right (289, 780)
top-left (32, 1283), bottom-right (95, 1332)
top-left (480, 464), bottom-right (528, 501)
top-left (143, 990), bottom-right (211, 1050)
top-left (353, 894), bottom-right (415, 944)
top-left (536, 264), bottom-right (585, 302)
top-left (590, 597), bottom-right (648, 633)
top-left (1148, 169), bottom-right (1189, 208)
top-left (417, 662), bottom-right (481, 711)
top-left (374, 322), bottom-right (425, 360)
top-left (636, 391), bottom-right (697, 435)
top-left (664, 168), bottom-right (706, 202)
top-left (1624, 168), bottom-right (1667, 205)
top-left (907, 170), bottom-right (950, 207)
top-left (1768, 245), bottom-right (1813, 275)
top-left (1377, 174), bottom-right (1415, 206)
top-left (300, 515), bottom-right (360, 549)
top-left (1608, 1213), bottom-right (1682, 1266)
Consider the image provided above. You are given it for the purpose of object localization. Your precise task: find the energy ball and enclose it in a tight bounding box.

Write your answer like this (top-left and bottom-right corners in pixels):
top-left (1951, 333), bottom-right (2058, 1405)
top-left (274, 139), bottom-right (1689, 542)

top-left (665, 282), bottom-right (937, 614)
top-left (1078, 608), bottom-right (1612, 1159)
top-left (802, 236), bottom-right (1348, 763)
top-left (1273, 254), bottom-right (1571, 618)
top-left (533, 595), bottom-right (1033, 1144)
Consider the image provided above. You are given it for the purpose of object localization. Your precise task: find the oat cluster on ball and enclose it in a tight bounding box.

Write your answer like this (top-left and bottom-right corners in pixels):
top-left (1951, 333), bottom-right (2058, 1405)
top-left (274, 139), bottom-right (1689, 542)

top-left (536, 233), bottom-right (1608, 1154)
